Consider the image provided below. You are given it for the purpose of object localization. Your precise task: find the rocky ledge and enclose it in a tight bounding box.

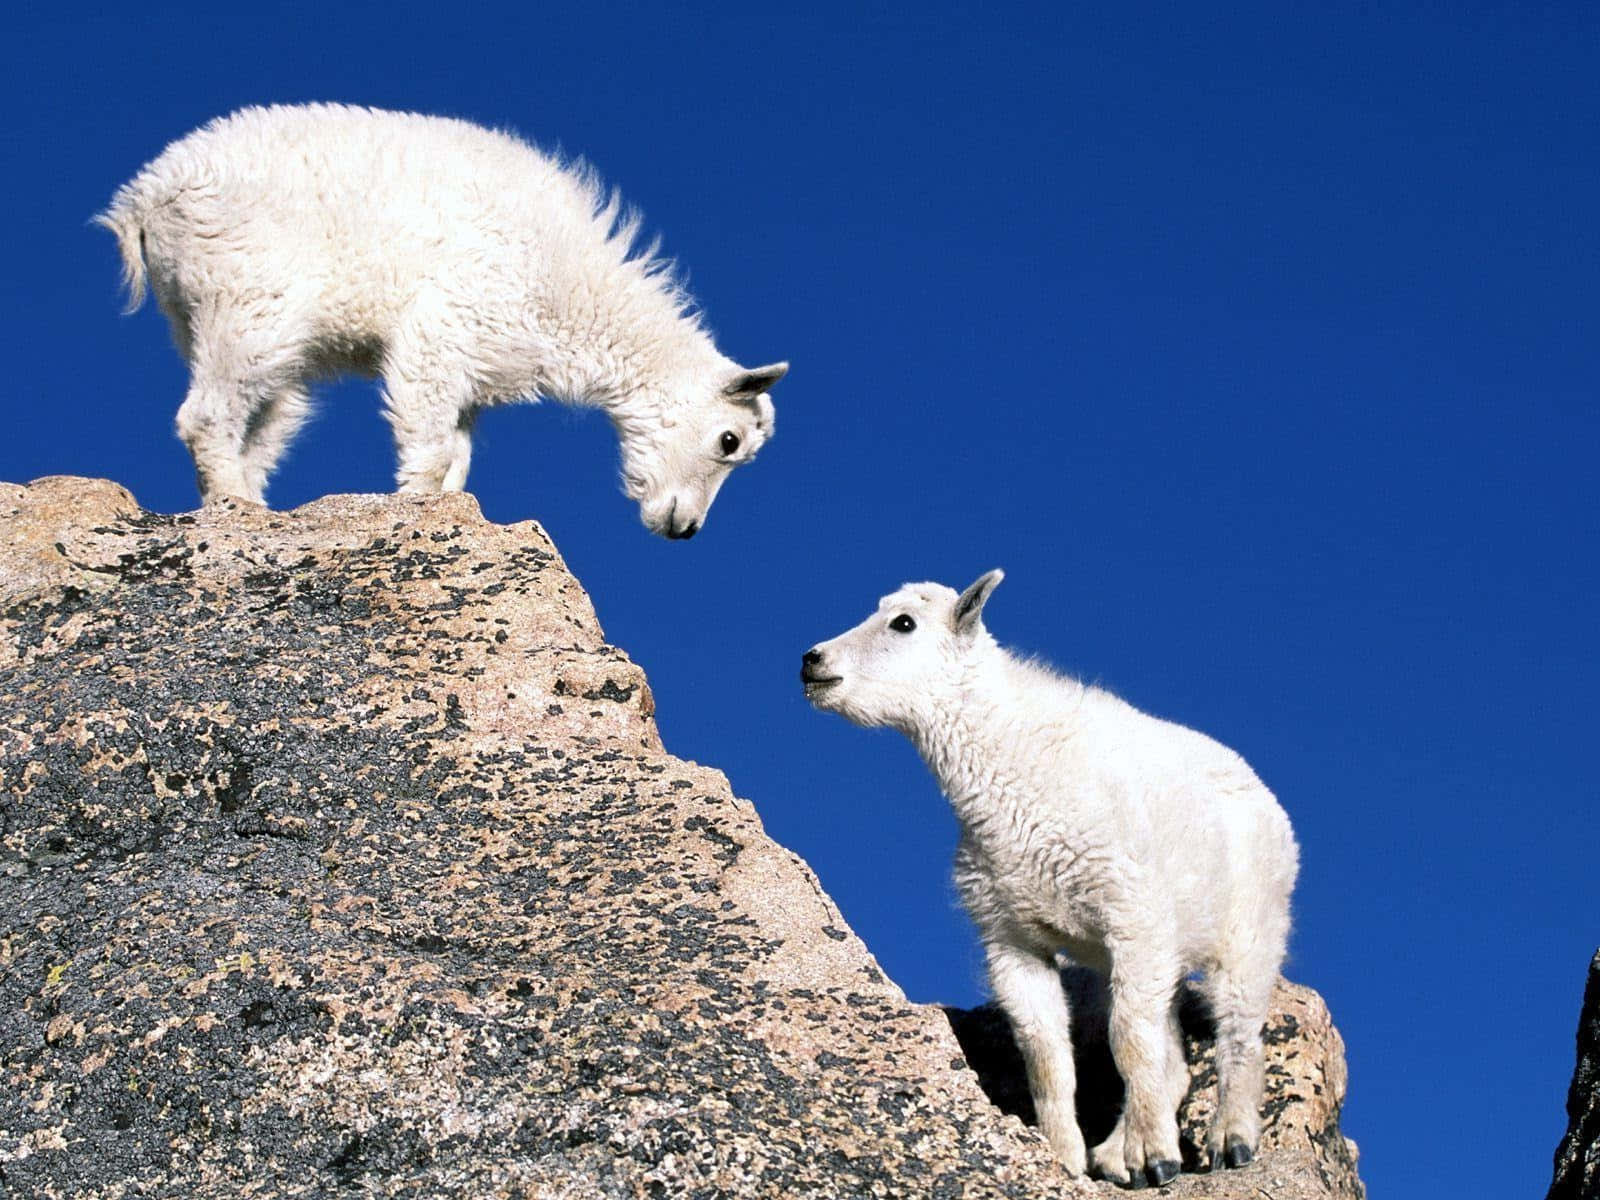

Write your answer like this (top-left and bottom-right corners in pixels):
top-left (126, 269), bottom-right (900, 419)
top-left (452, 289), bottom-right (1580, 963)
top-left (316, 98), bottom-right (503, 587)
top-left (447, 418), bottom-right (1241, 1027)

top-left (0, 477), bottom-right (1363, 1198)
top-left (1548, 950), bottom-right (1600, 1200)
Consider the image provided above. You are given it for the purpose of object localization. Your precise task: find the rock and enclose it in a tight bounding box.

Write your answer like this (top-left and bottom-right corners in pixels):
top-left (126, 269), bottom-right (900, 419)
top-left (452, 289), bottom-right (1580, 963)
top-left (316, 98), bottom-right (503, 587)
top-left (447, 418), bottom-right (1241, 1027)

top-left (0, 477), bottom-right (1365, 1198)
top-left (1548, 950), bottom-right (1600, 1200)
top-left (946, 970), bottom-right (1363, 1199)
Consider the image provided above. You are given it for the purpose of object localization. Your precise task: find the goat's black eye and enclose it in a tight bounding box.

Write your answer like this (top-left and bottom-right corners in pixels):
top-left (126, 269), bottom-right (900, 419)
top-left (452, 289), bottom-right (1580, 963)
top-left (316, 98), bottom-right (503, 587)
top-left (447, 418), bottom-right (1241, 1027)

top-left (889, 614), bottom-right (916, 633)
top-left (720, 431), bottom-right (741, 456)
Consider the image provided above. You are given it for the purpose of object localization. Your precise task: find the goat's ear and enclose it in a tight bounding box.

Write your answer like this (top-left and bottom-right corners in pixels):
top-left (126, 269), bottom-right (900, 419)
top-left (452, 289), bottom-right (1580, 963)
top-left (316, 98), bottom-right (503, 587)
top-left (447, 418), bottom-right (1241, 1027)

top-left (953, 569), bottom-right (1004, 634)
top-left (724, 362), bottom-right (789, 401)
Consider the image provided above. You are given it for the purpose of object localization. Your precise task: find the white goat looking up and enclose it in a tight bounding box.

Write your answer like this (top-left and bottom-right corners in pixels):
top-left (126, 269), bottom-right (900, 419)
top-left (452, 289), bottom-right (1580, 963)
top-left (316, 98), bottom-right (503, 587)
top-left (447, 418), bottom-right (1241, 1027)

top-left (802, 571), bottom-right (1298, 1188)
top-left (96, 104), bottom-right (787, 538)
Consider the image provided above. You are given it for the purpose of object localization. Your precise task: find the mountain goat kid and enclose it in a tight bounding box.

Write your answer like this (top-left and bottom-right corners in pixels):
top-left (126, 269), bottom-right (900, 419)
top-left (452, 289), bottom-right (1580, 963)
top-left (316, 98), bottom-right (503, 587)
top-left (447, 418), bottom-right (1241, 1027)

top-left (802, 572), bottom-right (1298, 1188)
top-left (97, 104), bottom-right (787, 537)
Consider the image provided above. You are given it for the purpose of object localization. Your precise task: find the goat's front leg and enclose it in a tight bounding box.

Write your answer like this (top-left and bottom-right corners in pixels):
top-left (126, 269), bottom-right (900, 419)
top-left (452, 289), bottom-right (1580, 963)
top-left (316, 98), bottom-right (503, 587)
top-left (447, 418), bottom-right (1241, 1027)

top-left (387, 392), bottom-right (476, 494)
top-left (986, 939), bottom-right (1086, 1175)
top-left (382, 315), bottom-right (478, 495)
top-left (1092, 945), bottom-right (1185, 1188)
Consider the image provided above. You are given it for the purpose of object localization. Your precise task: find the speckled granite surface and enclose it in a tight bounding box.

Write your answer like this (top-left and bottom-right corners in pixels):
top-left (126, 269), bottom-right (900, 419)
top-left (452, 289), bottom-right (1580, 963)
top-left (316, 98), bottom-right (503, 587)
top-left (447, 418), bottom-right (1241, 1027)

top-left (0, 477), bottom-right (1362, 1198)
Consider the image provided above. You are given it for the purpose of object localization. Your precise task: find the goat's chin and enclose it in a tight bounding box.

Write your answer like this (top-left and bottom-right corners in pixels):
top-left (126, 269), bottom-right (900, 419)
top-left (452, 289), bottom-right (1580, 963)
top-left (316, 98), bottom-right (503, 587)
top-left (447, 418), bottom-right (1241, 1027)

top-left (805, 682), bottom-right (862, 721)
top-left (803, 681), bottom-right (841, 709)
top-left (814, 691), bottom-right (891, 730)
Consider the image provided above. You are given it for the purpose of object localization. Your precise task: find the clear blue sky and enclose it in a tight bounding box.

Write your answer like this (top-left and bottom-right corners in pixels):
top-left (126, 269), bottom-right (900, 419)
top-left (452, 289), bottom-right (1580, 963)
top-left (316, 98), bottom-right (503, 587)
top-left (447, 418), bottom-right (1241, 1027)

top-left (4, 3), bottom-right (1595, 1194)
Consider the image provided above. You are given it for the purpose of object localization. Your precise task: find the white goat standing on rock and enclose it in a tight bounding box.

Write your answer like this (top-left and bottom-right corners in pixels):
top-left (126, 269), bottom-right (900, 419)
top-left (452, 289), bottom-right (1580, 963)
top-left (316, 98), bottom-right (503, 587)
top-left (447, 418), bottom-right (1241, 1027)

top-left (802, 571), bottom-right (1299, 1188)
top-left (97, 103), bottom-right (787, 538)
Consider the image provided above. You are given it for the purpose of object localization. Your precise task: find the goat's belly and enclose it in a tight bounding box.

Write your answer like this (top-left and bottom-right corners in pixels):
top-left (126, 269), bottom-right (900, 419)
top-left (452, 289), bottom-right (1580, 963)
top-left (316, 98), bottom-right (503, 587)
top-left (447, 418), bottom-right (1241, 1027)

top-left (303, 326), bottom-right (385, 379)
top-left (1007, 892), bottom-right (1108, 969)
top-left (305, 281), bottom-right (406, 376)
top-left (1055, 934), bottom-right (1111, 974)
top-left (317, 268), bottom-right (403, 337)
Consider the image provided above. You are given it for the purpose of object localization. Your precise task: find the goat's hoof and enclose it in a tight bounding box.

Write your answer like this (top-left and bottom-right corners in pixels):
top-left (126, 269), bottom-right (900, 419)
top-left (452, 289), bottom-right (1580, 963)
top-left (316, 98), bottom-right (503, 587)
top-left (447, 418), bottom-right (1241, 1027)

top-left (1146, 1159), bottom-right (1180, 1187)
top-left (1223, 1137), bottom-right (1254, 1168)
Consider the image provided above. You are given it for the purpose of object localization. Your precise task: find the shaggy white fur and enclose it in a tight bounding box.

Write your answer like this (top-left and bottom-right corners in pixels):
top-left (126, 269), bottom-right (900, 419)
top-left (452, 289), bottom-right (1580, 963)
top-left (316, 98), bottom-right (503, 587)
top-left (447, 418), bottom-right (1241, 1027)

top-left (97, 104), bottom-right (787, 537)
top-left (803, 572), bottom-right (1298, 1188)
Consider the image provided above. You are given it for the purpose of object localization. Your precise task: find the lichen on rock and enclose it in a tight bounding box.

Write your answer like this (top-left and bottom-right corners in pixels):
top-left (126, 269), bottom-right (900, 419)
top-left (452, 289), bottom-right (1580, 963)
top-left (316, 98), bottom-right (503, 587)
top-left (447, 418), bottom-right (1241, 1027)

top-left (0, 477), bottom-right (1364, 1198)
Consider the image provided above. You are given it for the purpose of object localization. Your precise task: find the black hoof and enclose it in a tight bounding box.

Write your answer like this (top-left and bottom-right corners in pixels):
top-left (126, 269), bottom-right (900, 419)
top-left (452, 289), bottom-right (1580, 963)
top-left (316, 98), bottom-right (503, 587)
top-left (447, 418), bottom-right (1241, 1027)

top-left (1223, 1137), bottom-right (1254, 1168)
top-left (1124, 1169), bottom-right (1147, 1190)
top-left (1146, 1159), bottom-right (1181, 1187)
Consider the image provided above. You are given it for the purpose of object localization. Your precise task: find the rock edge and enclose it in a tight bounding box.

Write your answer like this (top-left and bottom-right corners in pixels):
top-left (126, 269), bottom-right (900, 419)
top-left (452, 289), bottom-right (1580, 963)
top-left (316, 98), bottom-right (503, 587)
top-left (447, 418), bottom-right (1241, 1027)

top-left (1, 477), bottom-right (1364, 1199)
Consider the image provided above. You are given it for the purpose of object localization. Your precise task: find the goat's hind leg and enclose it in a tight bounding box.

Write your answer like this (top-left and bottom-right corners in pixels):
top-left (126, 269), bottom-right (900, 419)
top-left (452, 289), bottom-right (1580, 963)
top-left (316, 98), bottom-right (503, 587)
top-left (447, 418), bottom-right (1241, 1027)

top-left (176, 307), bottom-right (306, 505)
top-left (176, 378), bottom-right (247, 502)
top-left (1200, 957), bottom-right (1276, 1169)
top-left (241, 383), bottom-right (313, 502)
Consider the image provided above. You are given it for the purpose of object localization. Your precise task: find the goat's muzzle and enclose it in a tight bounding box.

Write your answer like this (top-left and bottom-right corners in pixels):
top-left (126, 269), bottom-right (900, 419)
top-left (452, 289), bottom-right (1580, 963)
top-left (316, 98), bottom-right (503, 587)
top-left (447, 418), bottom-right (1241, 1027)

top-left (800, 649), bottom-right (840, 690)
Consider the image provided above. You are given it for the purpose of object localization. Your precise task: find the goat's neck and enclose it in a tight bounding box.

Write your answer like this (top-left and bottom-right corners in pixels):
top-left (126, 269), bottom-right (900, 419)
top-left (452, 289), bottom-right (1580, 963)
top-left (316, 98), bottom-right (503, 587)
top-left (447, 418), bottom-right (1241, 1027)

top-left (538, 265), bottom-right (719, 419)
top-left (909, 649), bottom-right (1032, 838)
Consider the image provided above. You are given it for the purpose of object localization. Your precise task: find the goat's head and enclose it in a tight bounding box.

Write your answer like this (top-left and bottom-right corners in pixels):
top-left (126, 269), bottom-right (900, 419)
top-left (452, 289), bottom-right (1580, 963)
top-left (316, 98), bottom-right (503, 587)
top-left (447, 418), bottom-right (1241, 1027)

top-left (619, 361), bottom-right (787, 540)
top-left (802, 570), bottom-right (1004, 730)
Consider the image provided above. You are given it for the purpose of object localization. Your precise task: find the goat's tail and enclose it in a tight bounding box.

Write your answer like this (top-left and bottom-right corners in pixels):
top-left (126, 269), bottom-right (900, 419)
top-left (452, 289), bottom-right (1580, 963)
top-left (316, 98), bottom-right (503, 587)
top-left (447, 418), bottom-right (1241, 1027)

top-left (92, 192), bottom-right (148, 314)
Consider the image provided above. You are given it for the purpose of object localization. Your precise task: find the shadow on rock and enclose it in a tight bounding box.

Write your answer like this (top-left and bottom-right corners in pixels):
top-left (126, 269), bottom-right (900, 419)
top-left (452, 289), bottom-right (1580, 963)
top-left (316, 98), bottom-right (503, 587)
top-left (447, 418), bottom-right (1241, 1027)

top-left (944, 966), bottom-right (1275, 1174)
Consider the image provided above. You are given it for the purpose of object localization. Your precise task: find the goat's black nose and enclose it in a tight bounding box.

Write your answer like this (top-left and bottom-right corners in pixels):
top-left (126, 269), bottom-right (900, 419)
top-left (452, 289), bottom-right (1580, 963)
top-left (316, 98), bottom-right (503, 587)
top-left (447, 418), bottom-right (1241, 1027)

top-left (678, 521), bottom-right (699, 540)
top-left (803, 648), bottom-right (823, 666)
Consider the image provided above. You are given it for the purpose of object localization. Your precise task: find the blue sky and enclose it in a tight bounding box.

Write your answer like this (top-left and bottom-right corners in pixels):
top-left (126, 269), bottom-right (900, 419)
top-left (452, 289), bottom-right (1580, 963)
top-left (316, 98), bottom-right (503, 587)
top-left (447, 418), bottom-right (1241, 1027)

top-left (4, 3), bottom-right (1596, 1194)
